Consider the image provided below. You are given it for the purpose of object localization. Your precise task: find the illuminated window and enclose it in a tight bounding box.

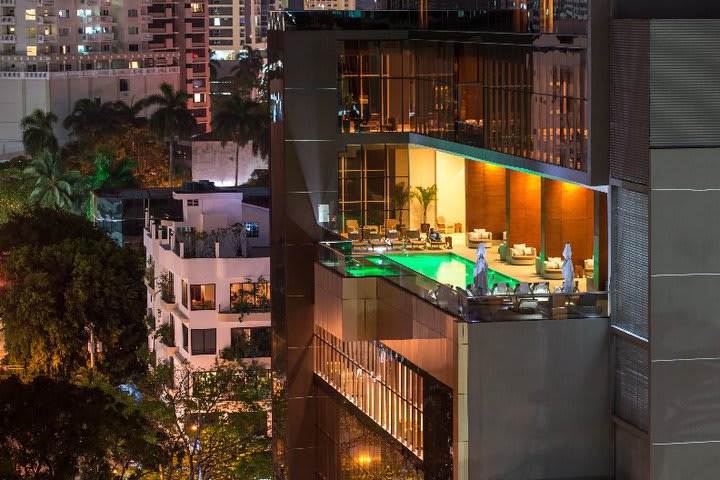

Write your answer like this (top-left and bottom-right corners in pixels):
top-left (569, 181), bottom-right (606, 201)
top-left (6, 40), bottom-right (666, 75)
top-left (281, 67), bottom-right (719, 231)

top-left (230, 281), bottom-right (270, 311)
top-left (25, 8), bottom-right (35, 20)
top-left (129, 61), bottom-right (139, 68)
top-left (190, 284), bottom-right (215, 310)
top-left (26, 45), bottom-right (37, 56)
top-left (191, 2), bottom-right (204, 12)
top-left (193, 93), bottom-right (205, 103)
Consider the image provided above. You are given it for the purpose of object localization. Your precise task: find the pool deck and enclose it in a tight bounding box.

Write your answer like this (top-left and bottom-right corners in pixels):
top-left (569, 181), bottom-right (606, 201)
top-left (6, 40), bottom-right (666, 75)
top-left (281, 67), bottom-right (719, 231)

top-left (400, 232), bottom-right (589, 293)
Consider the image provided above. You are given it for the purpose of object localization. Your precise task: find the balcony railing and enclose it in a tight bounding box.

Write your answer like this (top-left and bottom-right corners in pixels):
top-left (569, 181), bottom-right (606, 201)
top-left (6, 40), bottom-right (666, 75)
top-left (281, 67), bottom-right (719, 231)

top-left (0, 0), bottom-right (15, 6)
top-left (0, 34), bottom-right (15, 43)
top-left (36, 15), bottom-right (56, 24)
top-left (82, 15), bottom-right (115, 24)
top-left (36, 0), bottom-right (53, 6)
top-left (0, 15), bottom-right (15, 24)
top-left (81, 32), bottom-right (115, 42)
top-left (319, 241), bottom-right (609, 323)
top-left (37, 34), bottom-right (57, 43)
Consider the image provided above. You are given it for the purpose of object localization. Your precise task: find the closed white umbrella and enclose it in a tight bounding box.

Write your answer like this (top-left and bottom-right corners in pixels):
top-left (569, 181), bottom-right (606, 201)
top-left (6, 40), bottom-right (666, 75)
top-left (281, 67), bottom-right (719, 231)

top-left (561, 242), bottom-right (575, 293)
top-left (473, 243), bottom-right (489, 295)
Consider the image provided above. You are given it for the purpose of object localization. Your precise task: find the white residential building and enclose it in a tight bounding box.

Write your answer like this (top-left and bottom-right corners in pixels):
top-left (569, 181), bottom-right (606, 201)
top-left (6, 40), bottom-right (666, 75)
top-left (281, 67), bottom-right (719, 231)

top-left (144, 182), bottom-right (270, 374)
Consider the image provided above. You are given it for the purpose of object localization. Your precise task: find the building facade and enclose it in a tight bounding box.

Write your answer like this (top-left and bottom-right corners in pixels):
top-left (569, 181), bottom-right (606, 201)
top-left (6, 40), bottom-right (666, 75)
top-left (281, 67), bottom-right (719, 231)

top-left (209, 0), bottom-right (278, 57)
top-left (270, 2), bottom-right (720, 479)
top-left (144, 182), bottom-right (271, 376)
top-left (0, 0), bottom-right (211, 157)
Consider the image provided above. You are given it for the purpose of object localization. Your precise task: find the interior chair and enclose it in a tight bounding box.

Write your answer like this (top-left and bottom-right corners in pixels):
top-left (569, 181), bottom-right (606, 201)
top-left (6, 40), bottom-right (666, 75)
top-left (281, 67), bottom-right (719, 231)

top-left (386, 230), bottom-right (404, 250)
top-left (346, 219), bottom-right (359, 234)
top-left (492, 282), bottom-right (510, 295)
top-left (507, 243), bottom-right (537, 266)
top-left (467, 228), bottom-right (492, 247)
top-left (407, 229), bottom-right (426, 249)
top-left (436, 216), bottom-right (455, 234)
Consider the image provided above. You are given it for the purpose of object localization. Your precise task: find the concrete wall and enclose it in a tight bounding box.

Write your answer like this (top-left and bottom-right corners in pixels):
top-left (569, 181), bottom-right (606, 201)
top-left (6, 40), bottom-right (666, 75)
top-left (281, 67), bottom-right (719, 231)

top-left (192, 140), bottom-right (268, 187)
top-left (436, 151), bottom-right (466, 231)
top-left (466, 318), bottom-right (611, 480)
top-left (408, 147), bottom-right (436, 229)
top-left (0, 72), bottom-right (180, 158)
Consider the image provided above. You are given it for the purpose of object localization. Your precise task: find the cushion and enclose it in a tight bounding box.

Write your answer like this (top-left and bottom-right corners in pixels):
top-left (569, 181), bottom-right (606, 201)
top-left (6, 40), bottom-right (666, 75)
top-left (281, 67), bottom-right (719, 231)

top-left (545, 261), bottom-right (561, 270)
top-left (523, 247), bottom-right (534, 256)
top-left (548, 257), bottom-right (562, 264)
top-left (513, 243), bottom-right (526, 251)
top-left (473, 228), bottom-right (484, 233)
top-left (469, 232), bottom-right (480, 241)
top-left (511, 248), bottom-right (522, 256)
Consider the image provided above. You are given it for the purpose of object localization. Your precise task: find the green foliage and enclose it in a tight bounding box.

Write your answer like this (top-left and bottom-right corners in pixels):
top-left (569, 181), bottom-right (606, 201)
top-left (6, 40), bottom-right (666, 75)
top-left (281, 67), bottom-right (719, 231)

top-left (23, 150), bottom-right (84, 211)
top-left (0, 207), bottom-right (105, 252)
top-left (411, 184), bottom-right (438, 224)
top-left (0, 212), bottom-right (147, 383)
top-left (20, 108), bottom-right (58, 158)
top-left (63, 98), bottom-right (143, 147)
top-left (90, 152), bottom-right (139, 190)
top-left (391, 182), bottom-right (410, 225)
top-left (156, 270), bottom-right (175, 303)
top-left (241, 168), bottom-right (269, 188)
top-left (220, 328), bottom-right (271, 360)
top-left (0, 157), bottom-right (33, 224)
top-left (230, 276), bottom-right (270, 321)
top-left (138, 360), bottom-right (271, 479)
top-left (0, 375), bottom-right (165, 480)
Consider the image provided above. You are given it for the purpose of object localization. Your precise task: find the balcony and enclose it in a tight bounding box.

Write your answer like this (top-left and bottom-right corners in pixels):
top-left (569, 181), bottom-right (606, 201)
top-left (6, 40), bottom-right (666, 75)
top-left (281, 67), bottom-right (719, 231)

top-left (141, 14), bottom-right (153, 21)
top-left (0, 34), bottom-right (15, 43)
top-left (185, 7), bottom-right (206, 17)
top-left (149, 9), bottom-right (174, 18)
top-left (81, 15), bottom-right (115, 24)
top-left (85, 0), bottom-right (112, 5)
top-left (185, 52), bottom-right (205, 64)
top-left (0, 0), bottom-right (14, 5)
top-left (0, 15), bottom-right (14, 24)
top-left (37, 34), bottom-right (56, 43)
top-left (36, 15), bottom-right (56, 24)
top-left (36, 0), bottom-right (53, 6)
top-left (81, 33), bottom-right (114, 42)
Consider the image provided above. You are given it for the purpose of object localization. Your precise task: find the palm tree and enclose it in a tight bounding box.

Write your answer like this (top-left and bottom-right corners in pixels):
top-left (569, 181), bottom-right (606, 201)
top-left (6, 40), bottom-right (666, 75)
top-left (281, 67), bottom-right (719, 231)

top-left (231, 46), bottom-right (264, 96)
top-left (141, 83), bottom-right (197, 186)
top-left (20, 109), bottom-right (58, 157)
top-left (411, 184), bottom-right (438, 231)
top-left (91, 152), bottom-right (138, 189)
top-left (211, 95), bottom-right (268, 186)
top-left (63, 98), bottom-right (140, 144)
top-left (23, 150), bottom-right (82, 210)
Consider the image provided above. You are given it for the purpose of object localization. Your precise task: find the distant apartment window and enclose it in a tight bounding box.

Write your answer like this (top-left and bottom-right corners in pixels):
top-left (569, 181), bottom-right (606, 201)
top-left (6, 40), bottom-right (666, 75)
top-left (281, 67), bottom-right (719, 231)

top-left (26, 45), bottom-right (36, 56)
top-left (243, 221), bottom-right (259, 238)
top-left (230, 326), bottom-right (271, 357)
top-left (130, 60), bottom-right (139, 68)
top-left (59, 27), bottom-right (69, 37)
top-left (128, 26), bottom-right (138, 34)
top-left (187, 199), bottom-right (199, 206)
top-left (166, 314), bottom-right (176, 347)
top-left (191, 2), bottom-right (204, 12)
top-left (181, 278), bottom-right (188, 308)
top-left (193, 93), bottom-right (205, 103)
top-left (58, 9), bottom-right (69, 17)
top-left (128, 44), bottom-right (138, 52)
top-left (119, 78), bottom-right (128, 92)
top-left (127, 8), bottom-right (138, 17)
top-left (101, 44), bottom-right (110, 52)
top-left (230, 281), bottom-right (270, 310)
top-left (25, 8), bottom-right (35, 20)
top-left (190, 284), bottom-right (215, 310)
top-left (182, 324), bottom-right (188, 350)
top-left (190, 328), bottom-right (216, 355)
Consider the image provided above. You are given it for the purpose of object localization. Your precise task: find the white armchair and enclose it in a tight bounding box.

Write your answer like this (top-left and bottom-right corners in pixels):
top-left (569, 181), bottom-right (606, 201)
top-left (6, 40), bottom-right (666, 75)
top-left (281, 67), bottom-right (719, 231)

top-left (467, 228), bottom-right (493, 247)
top-left (584, 257), bottom-right (595, 278)
top-left (507, 243), bottom-right (537, 265)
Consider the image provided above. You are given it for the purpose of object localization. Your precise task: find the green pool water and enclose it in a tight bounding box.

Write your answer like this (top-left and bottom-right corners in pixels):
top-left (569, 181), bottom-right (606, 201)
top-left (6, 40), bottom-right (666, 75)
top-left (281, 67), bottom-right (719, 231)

top-left (345, 264), bottom-right (402, 277)
top-left (381, 252), bottom-right (520, 289)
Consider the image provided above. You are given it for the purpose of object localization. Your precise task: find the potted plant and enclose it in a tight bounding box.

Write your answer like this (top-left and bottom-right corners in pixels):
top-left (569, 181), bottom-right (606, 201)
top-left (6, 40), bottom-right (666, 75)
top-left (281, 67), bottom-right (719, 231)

top-left (391, 182), bottom-right (410, 230)
top-left (411, 184), bottom-right (438, 233)
top-left (341, 92), bottom-right (356, 132)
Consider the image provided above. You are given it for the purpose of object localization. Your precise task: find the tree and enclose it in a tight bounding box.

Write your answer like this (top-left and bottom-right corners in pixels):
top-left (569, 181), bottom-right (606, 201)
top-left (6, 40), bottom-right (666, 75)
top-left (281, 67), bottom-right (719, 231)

top-left (23, 150), bottom-right (83, 211)
top-left (0, 157), bottom-right (33, 224)
top-left (391, 182), bottom-right (410, 227)
top-left (63, 98), bottom-right (142, 147)
top-left (230, 46), bottom-right (264, 96)
top-left (90, 152), bottom-right (139, 189)
top-left (20, 108), bottom-right (58, 157)
top-left (0, 375), bottom-right (165, 480)
top-left (0, 221), bottom-right (147, 383)
top-left (411, 184), bottom-right (438, 226)
top-left (142, 83), bottom-right (197, 187)
top-left (139, 360), bottom-right (272, 479)
top-left (211, 95), bottom-right (269, 186)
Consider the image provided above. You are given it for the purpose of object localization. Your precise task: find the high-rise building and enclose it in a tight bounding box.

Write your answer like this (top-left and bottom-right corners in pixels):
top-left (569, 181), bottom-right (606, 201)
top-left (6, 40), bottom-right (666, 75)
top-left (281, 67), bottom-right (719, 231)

top-left (269, 1), bottom-right (720, 479)
top-left (208, 0), bottom-right (278, 57)
top-left (0, 0), bottom-right (210, 157)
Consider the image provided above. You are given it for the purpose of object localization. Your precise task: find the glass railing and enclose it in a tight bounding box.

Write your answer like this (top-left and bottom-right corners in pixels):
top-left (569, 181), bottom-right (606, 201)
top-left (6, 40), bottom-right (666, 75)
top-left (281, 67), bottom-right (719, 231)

top-left (318, 240), bottom-right (608, 323)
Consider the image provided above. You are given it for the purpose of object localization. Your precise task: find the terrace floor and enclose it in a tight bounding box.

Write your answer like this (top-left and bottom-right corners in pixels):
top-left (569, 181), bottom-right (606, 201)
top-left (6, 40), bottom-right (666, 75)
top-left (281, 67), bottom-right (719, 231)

top-left (441, 233), bottom-right (589, 293)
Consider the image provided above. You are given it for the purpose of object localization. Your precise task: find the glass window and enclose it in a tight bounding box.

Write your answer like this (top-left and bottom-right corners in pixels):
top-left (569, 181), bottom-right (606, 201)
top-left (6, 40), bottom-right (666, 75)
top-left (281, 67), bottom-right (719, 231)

top-left (190, 284), bottom-right (215, 310)
top-left (181, 279), bottom-right (188, 308)
top-left (182, 324), bottom-right (188, 351)
top-left (58, 9), bottom-right (69, 17)
top-left (242, 222), bottom-right (259, 238)
top-left (25, 8), bottom-right (35, 21)
top-left (190, 328), bottom-right (216, 355)
top-left (128, 26), bottom-right (138, 35)
top-left (230, 327), bottom-right (271, 357)
top-left (119, 78), bottom-right (128, 92)
top-left (127, 8), bottom-right (138, 17)
top-left (230, 281), bottom-right (270, 311)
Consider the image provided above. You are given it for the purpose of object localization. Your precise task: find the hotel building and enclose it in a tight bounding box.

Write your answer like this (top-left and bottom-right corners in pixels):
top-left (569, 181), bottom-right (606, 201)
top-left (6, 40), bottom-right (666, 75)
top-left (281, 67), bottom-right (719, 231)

top-left (0, 0), bottom-right (210, 157)
top-left (270, 1), bottom-right (720, 479)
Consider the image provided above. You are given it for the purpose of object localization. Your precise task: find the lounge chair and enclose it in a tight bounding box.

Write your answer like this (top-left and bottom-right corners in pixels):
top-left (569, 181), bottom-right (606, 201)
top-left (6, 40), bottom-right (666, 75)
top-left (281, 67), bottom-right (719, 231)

top-left (436, 216), bottom-right (455, 234)
top-left (584, 257), bottom-right (594, 278)
top-left (385, 218), bottom-right (399, 232)
top-left (346, 219), bottom-right (359, 234)
top-left (541, 256), bottom-right (564, 280)
top-left (491, 282), bottom-right (510, 295)
top-left (367, 232), bottom-right (386, 250)
top-left (514, 282), bottom-right (531, 295)
top-left (407, 229), bottom-right (425, 249)
top-left (467, 228), bottom-right (492, 247)
top-left (428, 236), bottom-right (445, 249)
top-left (348, 231), bottom-right (367, 251)
top-left (386, 230), bottom-right (404, 250)
top-left (531, 282), bottom-right (550, 295)
top-left (507, 243), bottom-right (537, 266)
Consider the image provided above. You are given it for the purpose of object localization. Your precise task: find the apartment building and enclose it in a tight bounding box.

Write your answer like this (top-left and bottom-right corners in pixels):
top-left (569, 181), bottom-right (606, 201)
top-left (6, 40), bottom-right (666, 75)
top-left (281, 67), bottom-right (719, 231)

top-left (143, 181), bottom-right (271, 377)
top-left (0, 0), bottom-right (210, 157)
top-left (208, 0), bottom-right (277, 57)
top-left (269, 1), bottom-right (720, 479)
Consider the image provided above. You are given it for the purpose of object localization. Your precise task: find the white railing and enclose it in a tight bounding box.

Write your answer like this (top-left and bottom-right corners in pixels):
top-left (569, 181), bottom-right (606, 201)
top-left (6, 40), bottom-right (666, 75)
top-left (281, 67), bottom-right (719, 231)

top-left (36, 15), bottom-right (56, 23)
top-left (82, 15), bottom-right (114, 23)
top-left (0, 66), bottom-right (179, 80)
top-left (0, 34), bottom-right (15, 43)
top-left (81, 32), bottom-right (114, 42)
top-left (0, 0), bottom-right (15, 5)
top-left (141, 14), bottom-right (153, 21)
top-left (0, 15), bottom-right (15, 24)
top-left (37, 34), bottom-right (57, 43)
top-left (36, 0), bottom-right (53, 6)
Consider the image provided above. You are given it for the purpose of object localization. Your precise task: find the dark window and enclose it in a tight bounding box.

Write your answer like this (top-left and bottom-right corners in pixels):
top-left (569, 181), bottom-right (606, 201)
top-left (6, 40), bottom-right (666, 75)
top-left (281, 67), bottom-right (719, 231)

top-left (182, 324), bottom-right (188, 351)
top-left (119, 79), bottom-right (128, 92)
top-left (187, 199), bottom-right (199, 206)
top-left (191, 328), bottom-right (216, 355)
top-left (230, 327), bottom-right (271, 357)
top-left (181, 279), bottom-right (188, 308)
top-left (128, 8), bottom-right (138, 17)
top-left (166, 314), bottom-right (176, 347)
top-left (190, 284), bottom-right (215, 310)
top-left (128, 44), bottom-right (139, 52)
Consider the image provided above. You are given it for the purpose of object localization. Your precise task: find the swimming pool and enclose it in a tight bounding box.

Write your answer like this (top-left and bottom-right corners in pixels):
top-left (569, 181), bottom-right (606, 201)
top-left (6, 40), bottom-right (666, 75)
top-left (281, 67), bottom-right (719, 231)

top-left (381, 252), bottom-right (520, 290)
